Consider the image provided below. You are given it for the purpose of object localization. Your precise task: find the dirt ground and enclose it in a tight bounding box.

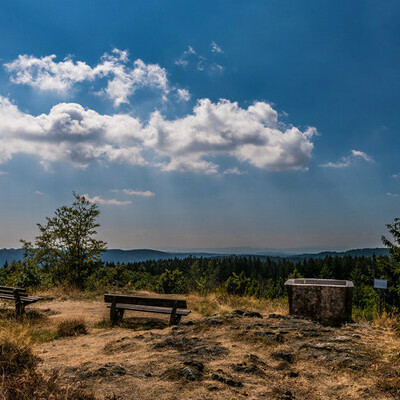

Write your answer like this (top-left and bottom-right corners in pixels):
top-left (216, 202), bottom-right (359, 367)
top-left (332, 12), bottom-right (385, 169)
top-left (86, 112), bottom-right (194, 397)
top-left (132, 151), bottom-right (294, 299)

top-left (16, 297), bottom-right (400, 400)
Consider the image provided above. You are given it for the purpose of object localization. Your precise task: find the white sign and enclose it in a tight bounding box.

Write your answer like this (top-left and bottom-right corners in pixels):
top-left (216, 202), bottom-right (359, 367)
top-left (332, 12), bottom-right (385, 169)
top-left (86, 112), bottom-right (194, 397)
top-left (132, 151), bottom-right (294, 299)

top-left (374, 279), bottom-right (388, 289)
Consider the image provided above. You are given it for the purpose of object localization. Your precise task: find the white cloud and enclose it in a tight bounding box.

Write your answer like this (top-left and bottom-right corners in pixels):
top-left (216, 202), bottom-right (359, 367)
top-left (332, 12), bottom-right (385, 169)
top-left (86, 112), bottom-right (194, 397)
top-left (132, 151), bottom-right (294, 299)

top-left (175, 45), bottom-right (224, 74)
top-left (177, 88), bottom-right (190, 102)
top-left (387, 192), bottom-right (399, 197)
top-left (351, 149), bottom-right (373, 162)
top-left (83, 193), bottom-right (131, 206)
top-left (34, 190), bottom-right (44, 195)
top-left (320, 149), bottom-right (374, 168)
top-left (223, 167), bottom-right (245, 175)
top-left (112, 189), bottom-right (155, 197)
top-left (4, 49), bottom-right (168, 107)
top-left (0, 95), bottom-right (316, 174)
top-left (145, 99), bottom-right (314, 173)
top-left (392, 173), bottom-right (400, 178)
top-left (211, 41), bottom-right (223, 54)
top-left (0, 170), bottom-right (7, 175)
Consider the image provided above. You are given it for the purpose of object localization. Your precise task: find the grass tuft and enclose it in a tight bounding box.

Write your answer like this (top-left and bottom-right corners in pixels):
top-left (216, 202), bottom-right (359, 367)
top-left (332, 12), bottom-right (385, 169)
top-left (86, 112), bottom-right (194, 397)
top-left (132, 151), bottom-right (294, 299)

top-left (0, 325), bottom-right (38, 375)
top-left (56, 318), bottom-right (88, 338)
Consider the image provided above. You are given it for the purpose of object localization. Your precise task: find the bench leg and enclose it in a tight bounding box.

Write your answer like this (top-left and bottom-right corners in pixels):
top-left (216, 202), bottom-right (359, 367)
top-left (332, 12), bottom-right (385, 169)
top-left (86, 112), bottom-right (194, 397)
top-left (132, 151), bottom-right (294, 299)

top-left (117, 309), bottom-right (125, 320)
top-left (169, 314), bottom-right (182, 326)
top-left (13, 289), bottom-right (25, 320)
top-left (110, 297), bottom-right (124, 325)
top-left (169, 301), bottom-right (181, 326)
top-left (110, 299), bottom-right (118, 325)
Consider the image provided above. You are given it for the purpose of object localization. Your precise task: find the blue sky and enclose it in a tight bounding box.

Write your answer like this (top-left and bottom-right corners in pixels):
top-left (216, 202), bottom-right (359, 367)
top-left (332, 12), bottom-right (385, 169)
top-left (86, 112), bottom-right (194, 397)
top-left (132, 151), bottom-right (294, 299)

top-left (0, 0), bottom-right (399, 251)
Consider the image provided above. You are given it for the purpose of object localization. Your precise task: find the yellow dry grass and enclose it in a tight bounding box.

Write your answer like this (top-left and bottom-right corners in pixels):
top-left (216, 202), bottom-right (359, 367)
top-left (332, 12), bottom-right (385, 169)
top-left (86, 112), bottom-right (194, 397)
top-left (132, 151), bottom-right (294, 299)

top-left (1, 292), bottom-right (400, 400)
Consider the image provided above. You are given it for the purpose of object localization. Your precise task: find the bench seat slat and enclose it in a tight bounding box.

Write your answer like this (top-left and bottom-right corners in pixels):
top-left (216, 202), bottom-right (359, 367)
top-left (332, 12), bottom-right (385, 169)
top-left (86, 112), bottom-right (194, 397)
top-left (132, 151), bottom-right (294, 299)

top-left (0, 285), bottom-right (27, 292)
top-left (107, 303), bottom-right (191, 316)
top-left (104, 294), bottom-right (187, 309)
top-left (0, 294), bottom-right (43, 303)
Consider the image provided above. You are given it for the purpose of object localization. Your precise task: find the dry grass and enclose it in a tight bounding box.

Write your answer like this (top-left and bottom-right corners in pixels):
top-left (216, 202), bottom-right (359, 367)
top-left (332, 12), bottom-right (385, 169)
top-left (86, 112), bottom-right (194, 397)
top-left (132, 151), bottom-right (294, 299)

top-left (188, 292), bottom-right (288, 316)
top-left (56, 318), bottom-right (88, 338)
top-left (0, 324), bottom-right (38, 375)
top-left (2, 291), bottom-right (400, 399)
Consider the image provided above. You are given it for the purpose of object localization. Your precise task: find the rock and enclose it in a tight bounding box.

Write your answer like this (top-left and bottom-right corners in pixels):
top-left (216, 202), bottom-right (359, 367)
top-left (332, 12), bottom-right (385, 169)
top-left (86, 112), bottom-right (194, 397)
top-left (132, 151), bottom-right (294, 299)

top-left (232, 361), bottom-right (265, 375)
top-left (179, 366), bottom-right (200, 381)
top-left (87, 363), bottom-right (127, 377)
top-left (288, 371), bottom-right (299, 377)
top-left (272, 350), bottom-right (294, 363)
top-left (183, 360), bottom-right (204, 372)
top-left (154, 335), bottom-right (228, 361)
top-left (245, 354), bottom-right (267, 366)
top-left (269, 313), bottom-right (284, 319)
top-left (230, 309), bottom-right (245, 316)
top-left (202, 316), bottom-right (224, 325)
top-left (181, 320), bottom-right (194, 326)
top-left (211, 372), bottom-right (243, 387)
top-left (243, 311), bottom-right (263, 318)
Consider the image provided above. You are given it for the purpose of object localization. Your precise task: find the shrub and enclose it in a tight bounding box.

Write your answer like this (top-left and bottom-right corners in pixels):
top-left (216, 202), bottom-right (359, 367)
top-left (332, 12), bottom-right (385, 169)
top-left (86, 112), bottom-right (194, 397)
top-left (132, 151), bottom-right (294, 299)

top-left (0, 327), bottom-right (38, 375)
top-left (56, 318), bottom-right (88, 338)
top-left (157, 269), bottom-right (187, 294)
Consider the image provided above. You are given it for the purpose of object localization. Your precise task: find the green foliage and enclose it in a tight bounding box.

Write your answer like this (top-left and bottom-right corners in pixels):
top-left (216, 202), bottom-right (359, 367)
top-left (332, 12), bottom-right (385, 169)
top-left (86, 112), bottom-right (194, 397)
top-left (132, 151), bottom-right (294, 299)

top-left (156, 269), bottom-right (187, 294)
top-left (224, 271), bottom-right (260, 296)
top-left (21, 193), bottom-right (107, 288)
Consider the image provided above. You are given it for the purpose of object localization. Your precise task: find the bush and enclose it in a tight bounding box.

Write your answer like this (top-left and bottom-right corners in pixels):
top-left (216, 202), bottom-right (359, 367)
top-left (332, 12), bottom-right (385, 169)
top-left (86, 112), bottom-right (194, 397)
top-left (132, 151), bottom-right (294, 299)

top-left (157, 269), bottom-right (187, 294)
top-left (56, 318), bottom-right (88, 338)
top-left (224, 272), bottom-right (261, 297)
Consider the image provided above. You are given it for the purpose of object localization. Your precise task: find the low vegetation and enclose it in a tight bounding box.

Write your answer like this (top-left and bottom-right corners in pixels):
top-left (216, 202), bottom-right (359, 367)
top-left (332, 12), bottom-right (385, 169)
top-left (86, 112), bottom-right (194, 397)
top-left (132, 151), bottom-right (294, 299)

top-left (56, 318), bottom-right (88, 338)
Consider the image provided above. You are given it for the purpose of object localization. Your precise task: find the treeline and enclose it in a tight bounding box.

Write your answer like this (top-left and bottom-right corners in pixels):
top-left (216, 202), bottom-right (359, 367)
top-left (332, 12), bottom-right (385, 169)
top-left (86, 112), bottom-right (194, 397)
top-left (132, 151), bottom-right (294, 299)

top-left (0, 253), bottom-right (396, 316)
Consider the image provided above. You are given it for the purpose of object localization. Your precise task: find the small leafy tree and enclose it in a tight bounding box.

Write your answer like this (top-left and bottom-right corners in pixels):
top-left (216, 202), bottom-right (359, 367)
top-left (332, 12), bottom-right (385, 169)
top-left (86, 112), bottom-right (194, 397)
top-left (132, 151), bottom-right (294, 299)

top-left (21, 193), bottom-right (107, 288)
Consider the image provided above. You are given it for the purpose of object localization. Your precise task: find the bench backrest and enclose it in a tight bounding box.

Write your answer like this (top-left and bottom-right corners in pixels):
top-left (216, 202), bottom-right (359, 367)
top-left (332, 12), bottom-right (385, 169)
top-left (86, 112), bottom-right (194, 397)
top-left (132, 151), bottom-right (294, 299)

top-left (0, 286), bottom-right (27, 296)
top-left (104, 294), bottom-right (187, 309)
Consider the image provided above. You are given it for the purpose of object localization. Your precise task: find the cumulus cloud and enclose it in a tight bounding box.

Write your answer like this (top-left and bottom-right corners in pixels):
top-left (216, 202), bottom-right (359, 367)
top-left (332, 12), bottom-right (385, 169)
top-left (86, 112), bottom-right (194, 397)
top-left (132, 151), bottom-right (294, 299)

top-left (0, 95), bottom-right (316, 173)
top-left (392, 173), bottom-right (400, 178)
top-left (320, 149), bottom-right (374, 168)
top-left (387, 192), bottom-right (400, 197)
top-left (4, 49), bottom-right (168, 107)
top-left (83, 193), bottom-right (131, 206)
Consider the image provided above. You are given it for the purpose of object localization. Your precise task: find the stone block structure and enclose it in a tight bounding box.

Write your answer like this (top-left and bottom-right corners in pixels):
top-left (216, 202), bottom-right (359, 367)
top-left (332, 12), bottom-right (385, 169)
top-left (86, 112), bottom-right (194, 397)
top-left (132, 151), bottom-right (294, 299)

top-left (284, 278), bottom-right (354, 326)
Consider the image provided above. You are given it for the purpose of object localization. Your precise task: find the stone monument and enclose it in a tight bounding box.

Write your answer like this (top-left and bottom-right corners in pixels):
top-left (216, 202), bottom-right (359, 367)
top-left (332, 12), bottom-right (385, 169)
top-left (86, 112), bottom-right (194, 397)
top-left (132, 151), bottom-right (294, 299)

top-left (284, 278), bottom-right (354, 326)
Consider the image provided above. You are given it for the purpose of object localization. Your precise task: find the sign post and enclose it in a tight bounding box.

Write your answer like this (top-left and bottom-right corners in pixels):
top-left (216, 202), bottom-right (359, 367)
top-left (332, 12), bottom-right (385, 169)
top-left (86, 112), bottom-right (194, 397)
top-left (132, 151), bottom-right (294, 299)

top-left (374, 279), bottom-right (388, 315)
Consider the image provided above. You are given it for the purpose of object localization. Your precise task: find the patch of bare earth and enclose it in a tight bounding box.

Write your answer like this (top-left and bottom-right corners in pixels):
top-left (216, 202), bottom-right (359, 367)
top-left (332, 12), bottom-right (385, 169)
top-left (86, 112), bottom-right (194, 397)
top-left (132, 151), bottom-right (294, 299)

top-left (29, 298), bottom-right (400, 400)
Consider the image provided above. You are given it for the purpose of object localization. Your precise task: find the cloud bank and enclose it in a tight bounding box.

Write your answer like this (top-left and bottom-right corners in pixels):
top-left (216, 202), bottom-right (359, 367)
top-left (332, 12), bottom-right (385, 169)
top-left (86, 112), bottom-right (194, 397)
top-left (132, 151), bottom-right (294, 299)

top-left (0, 96), bottom-right (315, 174)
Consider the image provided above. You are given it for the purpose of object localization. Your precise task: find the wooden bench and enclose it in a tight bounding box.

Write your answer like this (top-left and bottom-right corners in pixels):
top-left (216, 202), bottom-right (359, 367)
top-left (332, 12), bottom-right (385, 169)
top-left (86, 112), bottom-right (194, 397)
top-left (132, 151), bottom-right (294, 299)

top-left (0, 285), bottom-right (43, 319)
top-left (104, 294), bottom-right (191, 326)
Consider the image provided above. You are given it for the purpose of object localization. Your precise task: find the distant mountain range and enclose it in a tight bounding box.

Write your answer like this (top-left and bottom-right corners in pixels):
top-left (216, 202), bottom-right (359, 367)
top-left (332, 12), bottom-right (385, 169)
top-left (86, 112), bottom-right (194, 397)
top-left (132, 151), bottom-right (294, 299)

top-left (0, 247), bottom-right (389, 266)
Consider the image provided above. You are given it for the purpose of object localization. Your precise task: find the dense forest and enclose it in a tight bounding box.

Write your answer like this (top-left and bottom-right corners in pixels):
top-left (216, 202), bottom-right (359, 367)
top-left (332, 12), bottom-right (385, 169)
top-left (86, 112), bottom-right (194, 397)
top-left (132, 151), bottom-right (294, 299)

top-left (0, 252), bottom-right (396, 319)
